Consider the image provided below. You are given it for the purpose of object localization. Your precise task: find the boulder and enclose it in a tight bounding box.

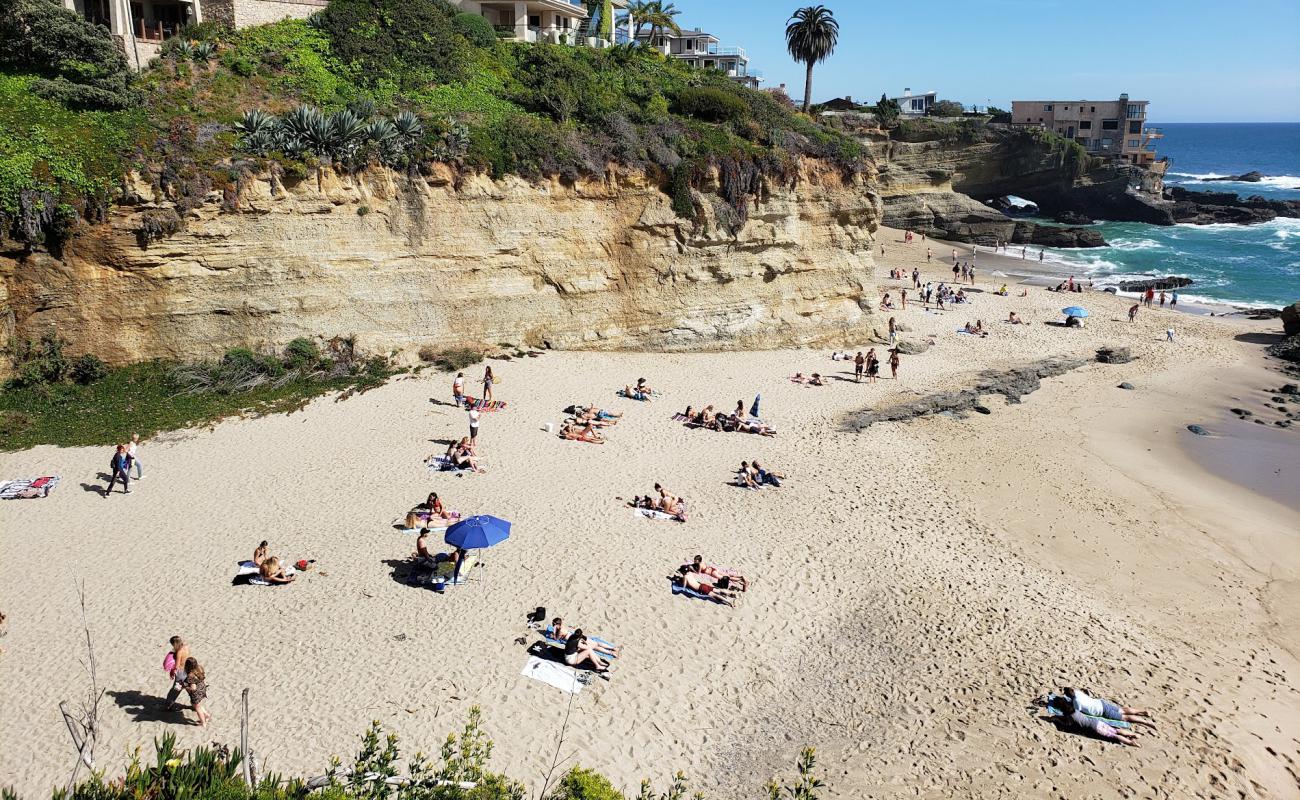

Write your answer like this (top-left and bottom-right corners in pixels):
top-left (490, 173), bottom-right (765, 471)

top-left (1117, 382), bottom-right (1135, 390)
top-left (1280, 384), bottom-right (1299, 395)
top-left (1282, 302), bottom-right (1300, 336)
top-left (895, 339), bottom-right (931, 355)
top-left (1052, 210), bottom-right (1093, 225)
top-left (1117, 276), bottom-right (1194, 293)
top-left (1010, 221), bottom-right (1106, 248)
top-left (1095, 346), bottom-right (1133, 364)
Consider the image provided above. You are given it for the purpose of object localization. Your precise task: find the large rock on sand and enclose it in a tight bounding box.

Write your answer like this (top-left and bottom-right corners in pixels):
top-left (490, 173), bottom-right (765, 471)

top-left (1282, 302), bottom-right (1300, 336)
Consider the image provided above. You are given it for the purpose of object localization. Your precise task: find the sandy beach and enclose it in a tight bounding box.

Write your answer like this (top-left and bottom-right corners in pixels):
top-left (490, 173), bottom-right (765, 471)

top-left (2, 228), bottom-right (1297, 799)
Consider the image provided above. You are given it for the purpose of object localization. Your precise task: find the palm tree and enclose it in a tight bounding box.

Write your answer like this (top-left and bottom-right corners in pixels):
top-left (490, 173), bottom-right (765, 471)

top-left (622, 1), bottom-right (680, 48)
top-left (785, 5), bottom-right (839, 114)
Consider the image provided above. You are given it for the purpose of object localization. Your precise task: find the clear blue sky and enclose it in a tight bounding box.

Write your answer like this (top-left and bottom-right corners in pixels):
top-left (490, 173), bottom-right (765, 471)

top-left (671, 0), bottom-right (1300, 122)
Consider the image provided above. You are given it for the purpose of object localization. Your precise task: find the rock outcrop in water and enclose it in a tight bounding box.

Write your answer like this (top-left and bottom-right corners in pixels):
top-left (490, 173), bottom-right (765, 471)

top-left (0, 161), bottom-right (881, 367)
top-left (1164, 186), bottom-right (1300, 225)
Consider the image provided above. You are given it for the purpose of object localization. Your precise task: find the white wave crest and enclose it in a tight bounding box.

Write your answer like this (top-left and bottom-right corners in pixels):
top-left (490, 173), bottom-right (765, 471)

top-left (1170, 173), bottom-right (1300, 190)
top-left (1107, 237), bottom-right (1163, 251)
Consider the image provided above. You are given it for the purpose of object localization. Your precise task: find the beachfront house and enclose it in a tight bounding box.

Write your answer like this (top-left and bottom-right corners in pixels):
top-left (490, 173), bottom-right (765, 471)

top-left (62, 0), bottom-right (327, 67)
top-left (635, 26), bottom-right (763, 89)
top-left (1010, 94), bottom-right (1163, 166)
top-left (454, 0), bottom-right (632, 46)
top-left (891, 88), bottom-right (936, 117)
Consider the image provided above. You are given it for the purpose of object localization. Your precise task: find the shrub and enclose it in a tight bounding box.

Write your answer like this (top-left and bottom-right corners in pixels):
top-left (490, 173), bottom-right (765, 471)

top-left (547, 767), bottom-right (624, 800)
top-left (5, 334), bottom-right (69, 389)
top-left (69, 353), bottom-right (108, 385)
top-left (453, 12), bottom-right (497, 48)
top-left (283, 337), bottom-right (321, 369)
top-left (320, 0), bottom-right (469, 90)
top-left (673, 86), bottom-right (749, 123)
top-left (0, 0), bottom-right (138, 110)
top-left (419, 346), bottom-right (482, 372)
top-left (668, 161), bottom-right (695, 220)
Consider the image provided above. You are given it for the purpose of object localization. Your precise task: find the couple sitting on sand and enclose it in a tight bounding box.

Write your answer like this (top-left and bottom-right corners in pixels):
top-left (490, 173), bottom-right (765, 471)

top-left (669, 556), bottom-right (749, 606)
top-left (412, 533), bottom-right (474, 589)
top-left (620, 378), bottom-right (655, 401)
top-left (628, 483), bottom-right (686, 520)
top-left (1040, 686), bottom-right (1156, 747)
top-left (962, 320), bottom-right (989, 337)
top-left (680, 402), bottom-right (775, 436)
top-left (252, 541), bottom-right (295, 584)
top-left (404, 492), bottom-right (456, 530)
top-left (737, 460), bottom-right (784, 489)
top-left (791, 373), bottom-right (824, 386)
top-left (546, 616), bottom-right (618, 674)
top-left (443, 438), bottom-right (482, 472)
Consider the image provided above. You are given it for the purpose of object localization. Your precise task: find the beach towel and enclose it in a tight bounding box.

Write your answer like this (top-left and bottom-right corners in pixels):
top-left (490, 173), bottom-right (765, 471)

top-left (393, 510), bottom-right (461, 533)
top-left (616, 389), bottom-right (653, 401)
top-left (542, 628), bottom-right (618, 658)
top-left (789, 376), bottom-right (808, 384)
top-left (635, 507), bottom-right (686, 523)
top-left (670, 413), bottom-right (690, 422)
top-left (423, 553), bottom-right (479, 588)
top-left (520, 656), bottom-right (587, 694)
top-left (462, 397), bottom-right (507, 412)
top-left (427, 456), bottom-right (482, 474)
top-left (0, 476), bottom-right (61, 499)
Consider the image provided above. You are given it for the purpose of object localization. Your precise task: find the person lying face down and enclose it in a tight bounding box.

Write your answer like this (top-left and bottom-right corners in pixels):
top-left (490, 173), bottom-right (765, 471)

top-left (673, 564), bottom-right (739, 605)
top-left (689, 555), bottom-right (749, 591)
top-left (549, 617), bottom-right (619, 657)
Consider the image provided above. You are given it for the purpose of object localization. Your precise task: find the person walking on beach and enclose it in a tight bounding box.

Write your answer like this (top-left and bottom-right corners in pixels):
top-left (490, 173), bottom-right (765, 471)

top-left (1021, 247), bottom-right (1027, 260)
top-left (1166, 328), bottom-right (1176, 343)
top-left (1128, 303), bottom-right (1139, 323)
top-left (1159, 290), bottom-right (1167, 307)
top-left (968, 266), bottom-right (976, 286)
top-left (127, 433), bottom-right (144, 480)
top-left (952, 263), bottom-right (960, 282)
top-left (900, 288), bottom-right (907, 309)
top-left (888, 317), bottom-right (898, 345)
top-left (452, 372), bottom-right (465, 406)
top-left (1038, 249), bottom-right (1044, 263)
top-left (912, 268), bottom-right (921, 288)
top-left (889, 347), bottom-right (901, 379)
top-left (951, 249), bottom-right (957, 264)
top-left (853, 351), bottom-right (864, 382)
top-left (468, 406), bottom-right (481, 446)
top-left (163, 636), bottom-right (190, 709)
top-left (1144, 287), bottom-right (1155, 308)
top-left (1171, 290), bottom-right (1179, 307)
top-left (180, 657), bottom-right (212, 726)
top-left (926, 248), bottom-right (932, 264)
top-left (481, 365), bottom-right (494, 403)
top-left (105, 444), bottom-right (131, 496)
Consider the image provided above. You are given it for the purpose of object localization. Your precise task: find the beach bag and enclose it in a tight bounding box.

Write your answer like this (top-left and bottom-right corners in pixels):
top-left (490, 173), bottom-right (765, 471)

top-left (163, 651), bottom-right (176, 675)
top-left (527, 606), bottom-right (546, 626)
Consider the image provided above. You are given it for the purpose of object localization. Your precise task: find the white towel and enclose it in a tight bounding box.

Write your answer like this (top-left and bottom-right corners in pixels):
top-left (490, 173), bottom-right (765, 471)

top-left (520, 656), bottom-right (586, 694)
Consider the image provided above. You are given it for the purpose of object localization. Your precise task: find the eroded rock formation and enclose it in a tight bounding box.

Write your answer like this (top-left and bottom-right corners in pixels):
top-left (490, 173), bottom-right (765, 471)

top-left (0, 161), bottom-right (882, 366)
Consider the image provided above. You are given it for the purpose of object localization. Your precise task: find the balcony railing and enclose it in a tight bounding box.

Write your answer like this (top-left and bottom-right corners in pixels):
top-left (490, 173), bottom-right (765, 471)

top-left (136, 18), bottom-right (180, 42)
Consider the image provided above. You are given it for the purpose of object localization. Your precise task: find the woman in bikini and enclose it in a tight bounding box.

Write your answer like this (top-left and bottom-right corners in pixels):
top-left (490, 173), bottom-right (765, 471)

top-left (481, 365), bottom-right (494, 403)
top-left (563, 629), bottom-right (610, 673)
top-left (690, 555), bottom-right (749, 590)
top-left (181, 658), bottom-right (212, 726)
top-left (551, 617), bottom-right (619, 657)
top-left (253, 541), bottom-right (269, 566)
top-left (866, 349), bottom-right (879, 383)
top-left (675, 566), bottom-right (739, 606)
top-left (258, 556), bottom-right (295, 584)
top-left (888, 348), bottom-right (901, 379)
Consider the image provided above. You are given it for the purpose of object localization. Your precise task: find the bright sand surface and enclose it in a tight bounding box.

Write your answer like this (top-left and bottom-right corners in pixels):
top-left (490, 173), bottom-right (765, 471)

top-left (2, 228), bottom-right (1298, 799)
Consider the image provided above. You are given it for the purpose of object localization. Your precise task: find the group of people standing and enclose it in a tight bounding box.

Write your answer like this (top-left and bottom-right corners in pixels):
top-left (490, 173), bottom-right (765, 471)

top-left (104, 434), bottom-right (143, 496)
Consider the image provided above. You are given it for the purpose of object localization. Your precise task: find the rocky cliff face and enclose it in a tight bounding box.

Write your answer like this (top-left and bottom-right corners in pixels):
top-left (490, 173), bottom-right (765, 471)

top-left (862, 126), bottom-right (1173, 244)
top-left (0, 161), bottom-right (881, 366)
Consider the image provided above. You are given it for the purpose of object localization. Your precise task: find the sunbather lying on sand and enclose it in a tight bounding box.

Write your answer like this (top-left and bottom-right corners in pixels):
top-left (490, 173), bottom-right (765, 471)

top-left (808, 373), bottom-right (824, 386)
top-left (258, 556), bottom-right (295, 584)
top-left (406, 492), bottom-right (453, 528)
top-left (622, 382), bottom-right (652, 401)
top-left (752, 460), bottom-right (784, 485)
top-left (737, 418), bottom-right (777, 436)
top-left (561, 421), bottom-right (606, 443)
top-left (550, 617), bottom-right (619, 657)
top-left (572, 406), bottom-right (620, 427)
top-left (1007, 312), bottom-right (1024, 325)
top-left (1045, 688), bottom-right (1155, 746)
top-left (671, 566), bottom-right (739, 606)
top-left (963, 321), bottom-right (988, 337)
top-left (563, 629), bottom-right (610, 673)
top-left (687, 555), bottom-right (748, 590)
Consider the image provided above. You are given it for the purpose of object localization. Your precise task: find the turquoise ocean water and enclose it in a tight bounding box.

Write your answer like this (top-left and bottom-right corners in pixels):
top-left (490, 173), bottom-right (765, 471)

top-left (1035, 123), bottom-right (1300, 308)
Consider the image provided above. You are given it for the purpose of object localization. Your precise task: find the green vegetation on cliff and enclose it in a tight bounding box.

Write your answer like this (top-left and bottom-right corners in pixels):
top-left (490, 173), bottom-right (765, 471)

top-left (0, 0), bottom-right (865, 247)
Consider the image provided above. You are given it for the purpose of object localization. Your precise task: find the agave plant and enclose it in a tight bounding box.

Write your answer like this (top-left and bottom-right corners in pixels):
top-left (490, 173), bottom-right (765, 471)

top-left (430, 119), bottom-right (469, 163)
top-left (348, 98), bottom-right (378, 121)
top-left (277, 105), bottom-right (326, 158)
top-left (170, 39), bottom-right (196, 59)
top-left (234, 109), bottom-right (280, 156)
top-left (392, 110), bottom-right (424, 142)
top-left (328, 110), bottom-right (368, 162)
top-left (191, 41), bottom-right (216, 61)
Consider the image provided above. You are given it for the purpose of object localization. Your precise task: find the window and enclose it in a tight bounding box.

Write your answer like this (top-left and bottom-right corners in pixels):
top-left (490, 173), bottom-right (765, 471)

top-left (1128, 139), bottom-right (1141, 148)
top-left (1043, 104), bottom-right (1053, 111)
top-left (528, 14), bottom-right (540, 27)
top-left (1090, 106), bottom-right (1095, 112)
top-left (1101, 119), bottom-right (1119, 130)
top-left (912, 98), bottom-right (924, 111)
top-left (686, 39), bottom-right (695, 50)
top-left (1127, 104), bottom-right (1144, 118)
top-left (1064, 105), bottom-right (1069, 110)
top-left (1100, 137), bottom-right (1113, 148)
top-left (1128, 120), bottom-right (1142, 134)
top-left (1078, 120), bottom-right (1092, 130)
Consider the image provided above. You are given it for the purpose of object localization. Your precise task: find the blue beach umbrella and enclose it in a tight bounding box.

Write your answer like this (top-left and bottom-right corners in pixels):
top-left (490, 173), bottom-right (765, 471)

top-left (749, 394), bottom-right (761, 418)
top-left (1062, 306), bottom-right (1090, 318)
top-left (445, 515), bottom-right (512, 550)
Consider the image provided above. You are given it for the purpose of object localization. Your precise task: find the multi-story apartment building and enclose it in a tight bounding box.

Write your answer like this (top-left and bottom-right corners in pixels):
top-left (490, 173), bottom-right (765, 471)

top-left (455, 0), bottom-right (631, 46)
top-left (1010, 94), bottom-right (1162, 166)
top-left (635, 26), bottom-right (762, 89)
top-left (62, 0), bottom-right (327, 67)
top-left (62, 0), bottom-right (630, 69)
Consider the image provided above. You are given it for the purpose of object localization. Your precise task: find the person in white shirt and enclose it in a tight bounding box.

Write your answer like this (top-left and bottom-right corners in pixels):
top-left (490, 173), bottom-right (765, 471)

top-left (468, 407), bottom-right (480, 445)
top-left (128, 433), bottom-right (143, 479)
top-left (452, 372), bottom-right (466, 406)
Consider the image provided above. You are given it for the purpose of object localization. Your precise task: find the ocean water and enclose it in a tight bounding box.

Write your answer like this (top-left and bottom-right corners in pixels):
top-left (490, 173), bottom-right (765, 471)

top-left (1040, 122), bottom-right (1300, 308)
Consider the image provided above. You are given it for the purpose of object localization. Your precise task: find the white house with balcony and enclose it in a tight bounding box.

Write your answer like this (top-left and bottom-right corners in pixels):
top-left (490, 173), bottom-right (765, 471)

top-left (635, 26), bottom-right (762, 89)
top-left (455, 0), bottom-right (632, 46)
top-left (889, 88), bottom-right (936, 117)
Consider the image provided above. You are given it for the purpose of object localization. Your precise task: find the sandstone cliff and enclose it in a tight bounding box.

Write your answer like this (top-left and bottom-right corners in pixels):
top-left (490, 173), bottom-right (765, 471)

top-left (0, 161), bottom-right (881, 366)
